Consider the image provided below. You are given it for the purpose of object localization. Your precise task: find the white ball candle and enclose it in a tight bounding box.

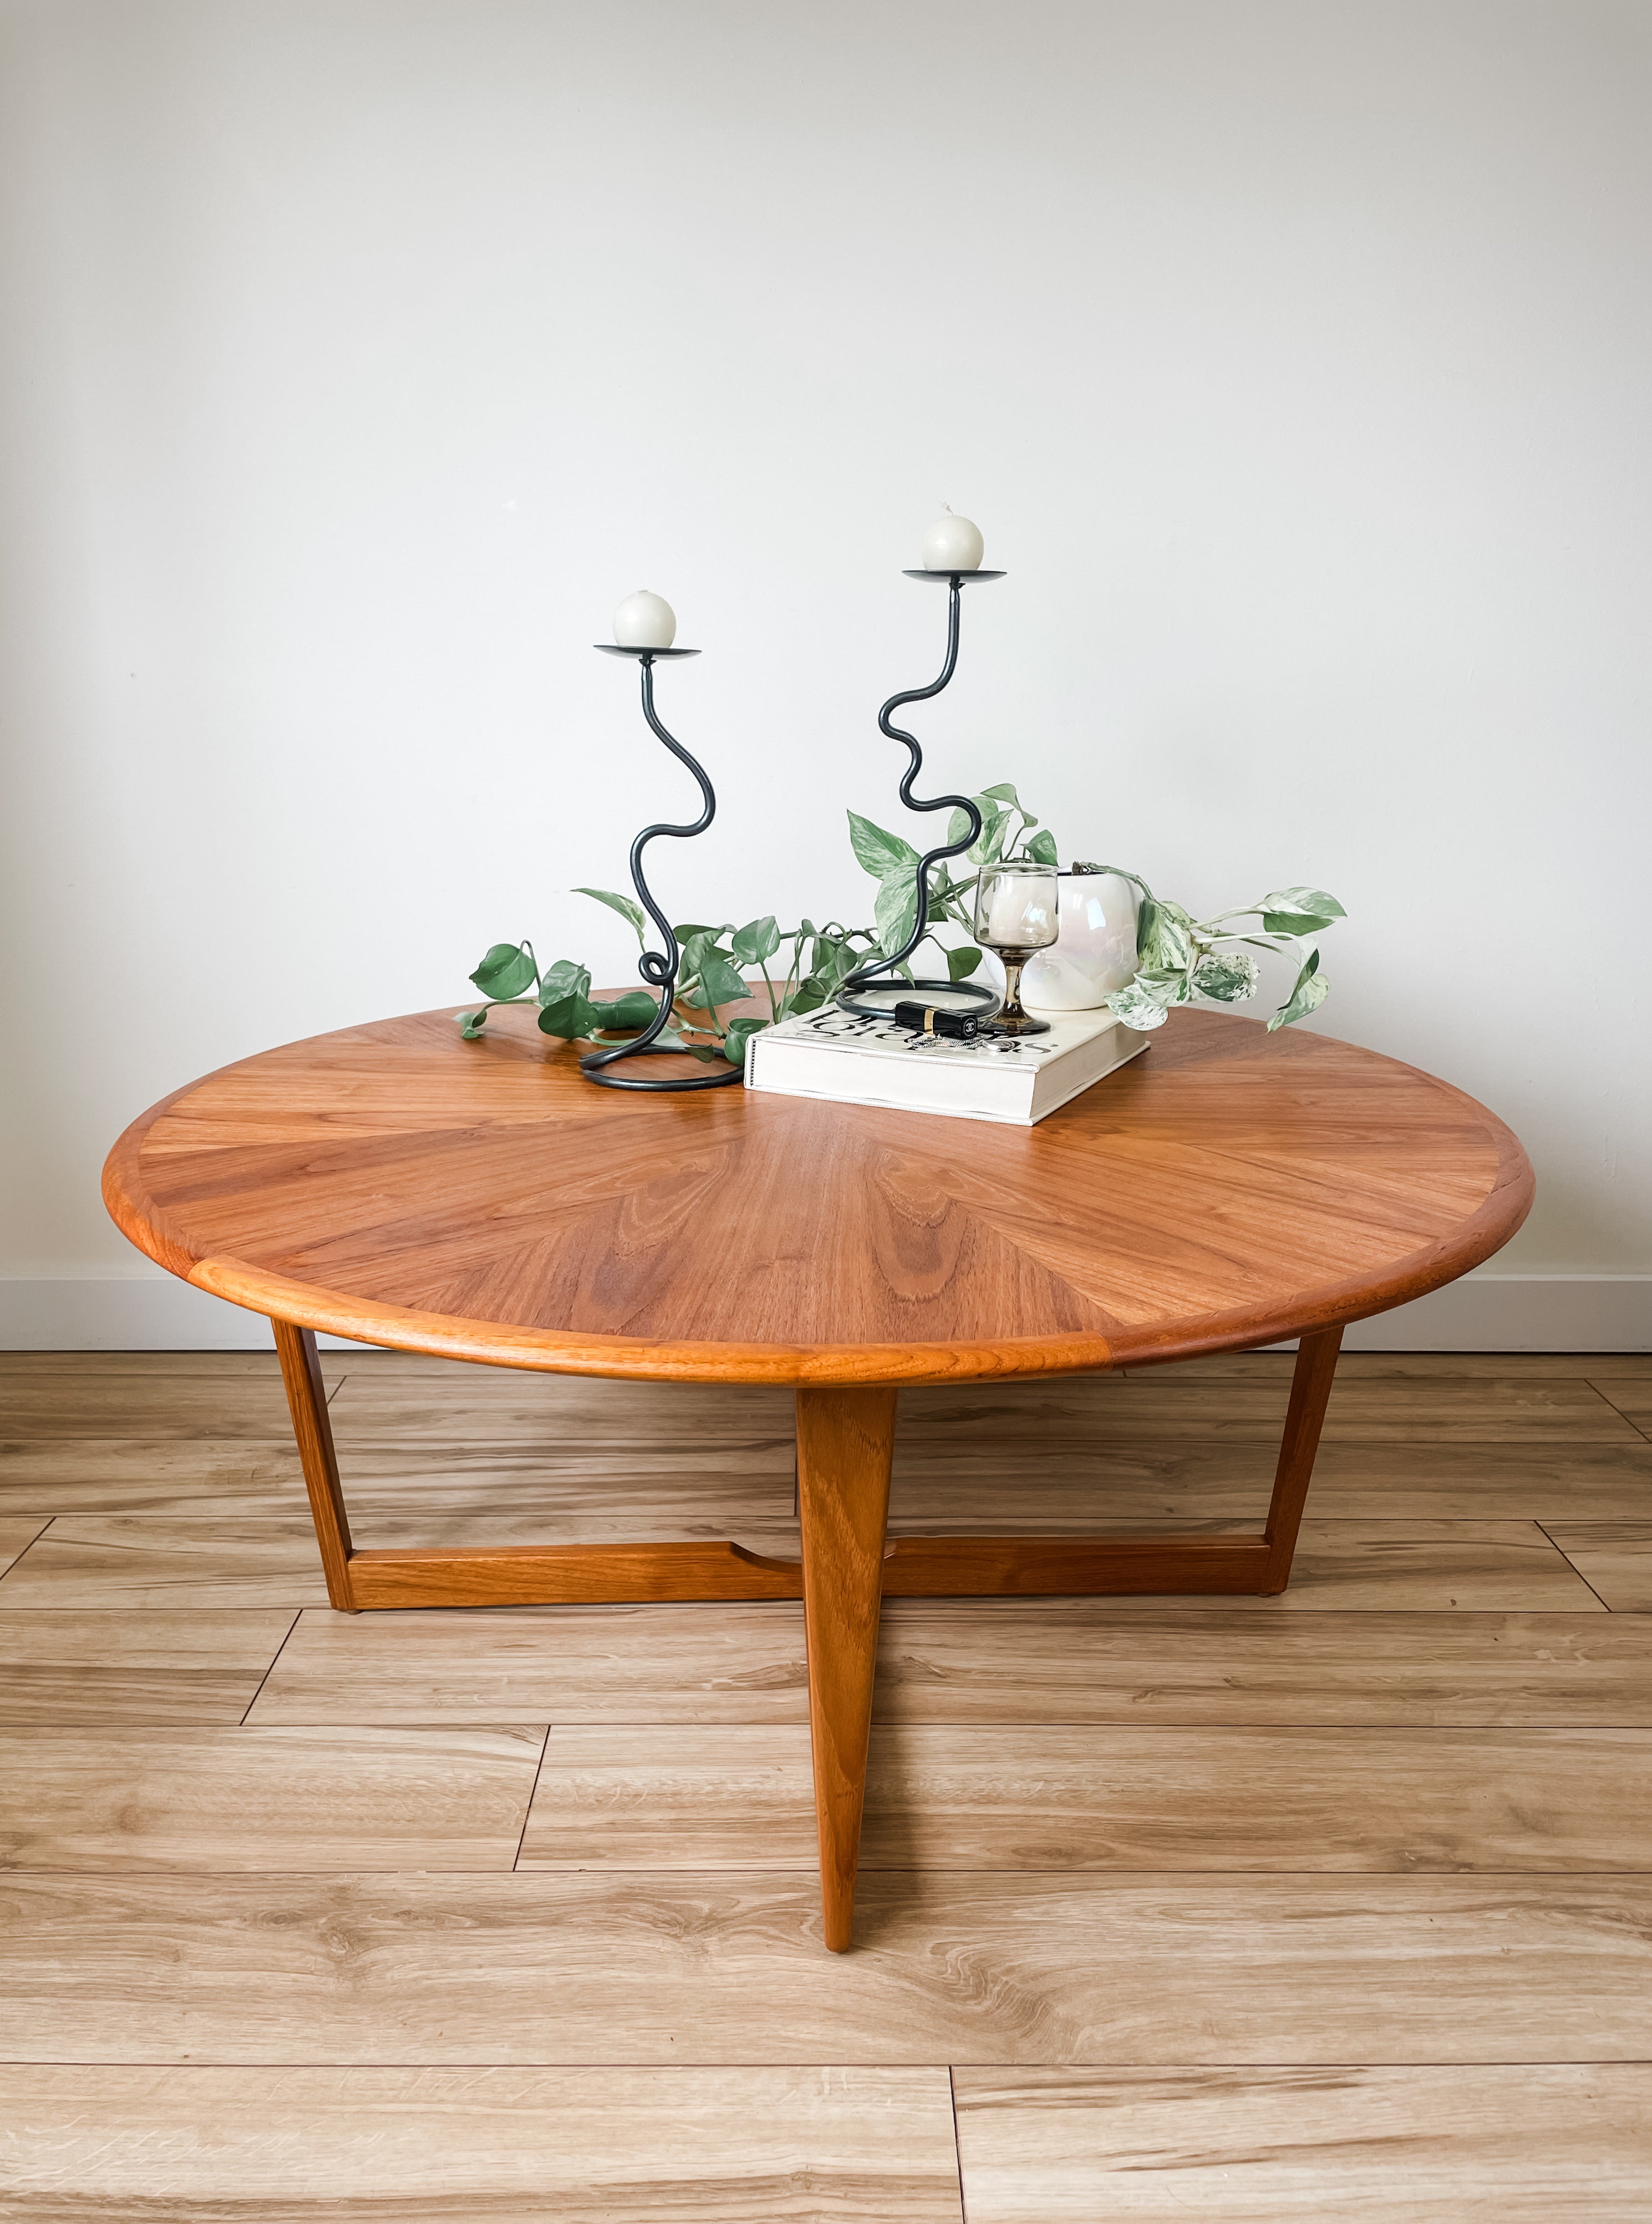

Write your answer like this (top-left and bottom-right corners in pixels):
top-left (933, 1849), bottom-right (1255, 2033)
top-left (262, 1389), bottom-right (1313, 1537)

top-left (921, 512), bottom-right (985, 572)
top-left (613, 590), bottom-right (678, 649)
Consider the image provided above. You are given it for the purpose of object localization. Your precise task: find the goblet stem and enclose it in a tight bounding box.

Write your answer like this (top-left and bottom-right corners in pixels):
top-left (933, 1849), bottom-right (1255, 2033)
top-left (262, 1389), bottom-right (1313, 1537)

top-left (989, 949), bottom-right (1052, 1038)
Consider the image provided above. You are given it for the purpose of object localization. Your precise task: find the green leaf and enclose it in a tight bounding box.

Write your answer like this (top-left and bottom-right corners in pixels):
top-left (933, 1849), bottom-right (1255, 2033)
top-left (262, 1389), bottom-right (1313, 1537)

top-left (1192, 950), bottom-right (1260, 1004)
top-left (695, 951), bottom-right (751, 1009)
top-left (536, 991), bottom-right (602, 1041)
top-left (875, 868), bottom-right (918, 958)
top-left (723, 1015), bottom-right (767, 1067)
top-left (1258, 887), bottom-right (1347, 936)
top-left (978, 781), bottom-right (1021, 807)
top-left (847, 811), bottom-right (919, 879)
top-left (672, 923), bottom-right (725, 944)
top-left (469, 942), bottom-right (537, 1000)
top-left (813, 937), bottom-right (858, 991)
top-left (946, 805), bottom-right (976, 849)
top-left (573, 887), bottom-right (647, 945)
top-left (1136, 898), bottom-right (1193, 973)
top-left (731, 914), bottom-right (781, 965)
top-left (787, 980), bottom-right (828, 1016)
top-left (536, 958), bottom-right (592, 1008)
top-left (947, 944), bottom-right (983, 980)
top-left (1267, 948), bottom-right (1329, 1030)
top-left (1104, 973), bottom-right (1183, 1030)
top-left (677, 931), bottom-right (744, 1007)
top-left (969, 808), bottom-right (1011, 866)
top-left (587, 990), bottom-right (659, 1032)
top-left (1026, 828), bottom-right (1059, 867)
top-left (456, 1008), bottom-right (490, 1039)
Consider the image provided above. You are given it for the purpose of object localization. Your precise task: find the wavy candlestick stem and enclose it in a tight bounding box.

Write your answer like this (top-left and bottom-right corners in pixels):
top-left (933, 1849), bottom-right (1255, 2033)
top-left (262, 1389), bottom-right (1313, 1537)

top-left (582, 653), bottom-right (742, 1091)
top-left (839, 577), bottom-right (988, 1006)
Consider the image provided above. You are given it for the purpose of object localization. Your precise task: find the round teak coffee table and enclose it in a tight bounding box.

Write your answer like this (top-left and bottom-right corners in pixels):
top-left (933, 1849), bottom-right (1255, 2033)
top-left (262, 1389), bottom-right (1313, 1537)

top-left (105, 1002), bottom-right (1533, 1950)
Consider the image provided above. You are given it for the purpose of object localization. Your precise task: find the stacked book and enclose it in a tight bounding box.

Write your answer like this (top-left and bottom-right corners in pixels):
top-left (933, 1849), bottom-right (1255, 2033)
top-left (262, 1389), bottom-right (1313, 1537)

top-left (744, 1002), bottom-right (1148, 1126)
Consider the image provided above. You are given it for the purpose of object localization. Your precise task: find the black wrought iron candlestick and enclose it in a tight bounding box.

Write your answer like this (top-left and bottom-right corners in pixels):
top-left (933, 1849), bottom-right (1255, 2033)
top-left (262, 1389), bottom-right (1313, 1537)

top-left (836, 566), bottom-right (1007, 1022)
top-left (583, 643), bottom-right (744, 1092)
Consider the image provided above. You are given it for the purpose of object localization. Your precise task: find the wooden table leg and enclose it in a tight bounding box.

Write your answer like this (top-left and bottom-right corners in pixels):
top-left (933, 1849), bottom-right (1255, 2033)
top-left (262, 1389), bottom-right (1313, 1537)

top-left (273, 1319), bottom-right (358, 1612)
top-left (1260, 1324), bottom-right (1344, 1593)
top-left (795, 1384), bottom-right (896, 1953)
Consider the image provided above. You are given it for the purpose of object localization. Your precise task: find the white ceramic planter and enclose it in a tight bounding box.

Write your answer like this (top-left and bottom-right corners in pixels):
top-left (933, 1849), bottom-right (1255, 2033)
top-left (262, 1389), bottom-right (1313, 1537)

top-left (1021, 868), bottom-right (1141, 1011)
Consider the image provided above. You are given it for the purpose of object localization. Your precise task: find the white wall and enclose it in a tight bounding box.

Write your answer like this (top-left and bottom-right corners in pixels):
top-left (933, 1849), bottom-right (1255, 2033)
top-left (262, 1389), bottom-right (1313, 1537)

top-left (2, 0), bottom-right (1648, 1346)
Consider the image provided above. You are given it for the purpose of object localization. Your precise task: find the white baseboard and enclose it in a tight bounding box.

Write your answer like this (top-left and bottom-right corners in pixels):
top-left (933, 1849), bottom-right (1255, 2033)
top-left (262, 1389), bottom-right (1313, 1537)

top-left (1335, 1275), bottom-right (1650, 1352)
top-left (0, 1278), bottom-right (355, 1352)
top-left (1, 1273), bottom-right (1648, 1354)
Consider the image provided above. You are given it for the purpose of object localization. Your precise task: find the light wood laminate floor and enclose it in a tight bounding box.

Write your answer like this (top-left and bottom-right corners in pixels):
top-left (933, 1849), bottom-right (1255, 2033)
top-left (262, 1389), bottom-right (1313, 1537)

top-left (0, 1347), bottom-right (1649, 2217)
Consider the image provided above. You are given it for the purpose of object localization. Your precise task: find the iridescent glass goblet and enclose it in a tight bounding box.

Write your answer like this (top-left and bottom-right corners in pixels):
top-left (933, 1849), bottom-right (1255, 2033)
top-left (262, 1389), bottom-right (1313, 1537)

top-left (973, 862), bottom-right (1059, 1036)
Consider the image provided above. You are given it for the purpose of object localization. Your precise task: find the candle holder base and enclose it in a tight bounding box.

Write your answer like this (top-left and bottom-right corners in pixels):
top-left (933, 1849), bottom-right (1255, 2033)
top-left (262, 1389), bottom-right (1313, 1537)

top-left (988, 1011), bottom-right (1051, 1037)
top-left (581, 1044), bottom-right (743, 1093)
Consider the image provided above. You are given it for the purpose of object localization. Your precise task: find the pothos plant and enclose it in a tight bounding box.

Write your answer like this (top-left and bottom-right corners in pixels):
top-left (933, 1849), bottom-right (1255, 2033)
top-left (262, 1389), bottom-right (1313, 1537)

top-left (457, 780), bottom-right (1344, 1058)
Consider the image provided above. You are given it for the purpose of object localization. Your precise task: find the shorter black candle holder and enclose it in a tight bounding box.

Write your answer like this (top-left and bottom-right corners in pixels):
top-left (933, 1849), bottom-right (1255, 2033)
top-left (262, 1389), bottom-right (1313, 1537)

top-left (836, 568), bottom-right (1007, 1024)
top-left (583, 643), bottom-right (744, 1093)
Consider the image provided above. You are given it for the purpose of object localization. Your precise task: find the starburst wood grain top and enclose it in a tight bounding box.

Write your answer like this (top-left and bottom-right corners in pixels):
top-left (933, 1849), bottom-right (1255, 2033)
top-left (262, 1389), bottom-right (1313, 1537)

top-left (103, 1004), bottom-right (1532, 1385)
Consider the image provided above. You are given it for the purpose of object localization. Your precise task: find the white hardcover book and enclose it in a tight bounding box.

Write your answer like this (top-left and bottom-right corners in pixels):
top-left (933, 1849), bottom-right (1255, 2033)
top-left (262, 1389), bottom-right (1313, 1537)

top-left (744, 1003), bottom-right (1150, 1126)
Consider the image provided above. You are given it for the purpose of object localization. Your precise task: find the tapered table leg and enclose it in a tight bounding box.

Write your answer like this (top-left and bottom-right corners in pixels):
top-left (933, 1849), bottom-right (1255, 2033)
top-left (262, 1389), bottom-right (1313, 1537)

top-left (795, 1385), bottom-right (896, 1953)
top-left (1260, 1324), bottom-right (1344, 1592)
top-left (273, 1319), bottom-right (358, 1611)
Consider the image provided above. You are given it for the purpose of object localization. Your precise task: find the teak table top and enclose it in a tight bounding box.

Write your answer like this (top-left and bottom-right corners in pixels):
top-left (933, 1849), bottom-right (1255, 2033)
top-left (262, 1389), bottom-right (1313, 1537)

top-left (105, 1003), bottom-right (1533, 1382)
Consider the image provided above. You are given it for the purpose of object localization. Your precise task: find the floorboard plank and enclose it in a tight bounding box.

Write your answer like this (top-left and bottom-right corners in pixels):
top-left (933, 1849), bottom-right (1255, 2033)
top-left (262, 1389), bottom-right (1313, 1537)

top-left (0, 1727), bottom-right (545, 1870)
top-left (248, 1602), bottom-right (1652, 1728)
top-left (3, 1871), bottom-right (1648, 2064)
top-left (316, 1366), bottom-right (1646, 1446)
top-left (7, 1437), bottom-right (1651, 1525)
top-left (0, 1520), bottom-right (47, 1579)
top-left (950, 2065), bottom-right (1652, 2220)
top-left (1146, 1352), bottom-right (1652, 1379)
top-left (1210, 1520), bottom-right (1602, 1609)
top-left (868, 1604), bottom-right (1652, 1723)
top-left (0, 1379), bottom-right (304, 1440)
top-left (892, 1441), bottom-right (1652, 1524)
top-left (0, 2064), bottom-right (964, 2221)
top-left (0, 1519), bottom-right (334, 1609)
top-left (1587, 1378), bottom-right (1652, 1431)
top-left (0, 1440), bottom-right (792, 1521)
top-left (0, 1441), bottom-right (310, 1518)
top-left (1544, 1526), bottom-right (1652, 1610)
top-left (516, 1724), bottom-right (1652, 1872)
top-left (324, 1372), bottom-right (796, 1442)
top-left (899, 1378), bottom-right (1641, 1443)
top-left (0, 1610), bottom-right (297, 1725)
top-left (0, 1353), bottom-right (294, 1379)
top-left (249, 1602), bottom-right (812, 1725)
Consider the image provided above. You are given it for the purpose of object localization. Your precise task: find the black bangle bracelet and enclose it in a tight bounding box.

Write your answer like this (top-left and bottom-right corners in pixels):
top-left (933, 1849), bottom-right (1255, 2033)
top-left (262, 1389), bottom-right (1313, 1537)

top-left (834, 975), bottom-right (999, 1026)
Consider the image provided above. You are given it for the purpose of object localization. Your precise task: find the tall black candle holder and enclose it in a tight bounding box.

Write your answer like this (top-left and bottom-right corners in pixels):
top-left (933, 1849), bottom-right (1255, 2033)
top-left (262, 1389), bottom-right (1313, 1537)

top-left (836, 567), bottom-right (1007, 1021)
top-left (583, 643), bottom-right (744, 1092)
